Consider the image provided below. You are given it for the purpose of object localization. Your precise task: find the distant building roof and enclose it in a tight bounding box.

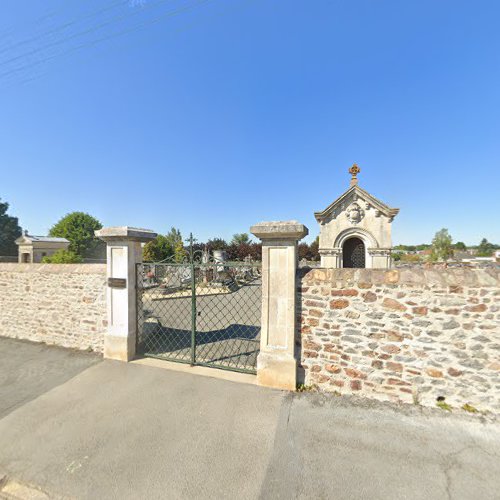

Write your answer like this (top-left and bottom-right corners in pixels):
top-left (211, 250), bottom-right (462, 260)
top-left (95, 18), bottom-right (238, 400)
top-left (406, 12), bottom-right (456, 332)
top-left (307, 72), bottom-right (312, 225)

top-left (15, 232), bottom-right (70, 245)
top-left (29, 236), bottom-right (69, 243)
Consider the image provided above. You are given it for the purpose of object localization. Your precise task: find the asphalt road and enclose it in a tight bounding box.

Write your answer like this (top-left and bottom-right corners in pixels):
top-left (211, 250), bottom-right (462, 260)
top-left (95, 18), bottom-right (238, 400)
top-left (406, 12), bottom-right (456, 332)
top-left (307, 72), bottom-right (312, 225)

top-left (1, 338), bottom-right (499, 500)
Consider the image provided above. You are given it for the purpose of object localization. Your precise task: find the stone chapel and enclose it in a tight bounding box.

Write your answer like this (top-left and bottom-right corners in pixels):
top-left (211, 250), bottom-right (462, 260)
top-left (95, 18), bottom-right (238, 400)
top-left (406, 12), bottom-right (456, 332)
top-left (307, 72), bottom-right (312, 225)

top-left (314, 165), bottom-right (399, 269)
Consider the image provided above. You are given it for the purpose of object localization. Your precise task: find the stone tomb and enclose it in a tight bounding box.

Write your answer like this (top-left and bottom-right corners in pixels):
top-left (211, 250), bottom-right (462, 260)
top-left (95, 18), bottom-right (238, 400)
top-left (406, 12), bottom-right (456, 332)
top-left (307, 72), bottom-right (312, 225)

top-left (15, 231), bottom-right (70, 263)
top-left (315, 165), bottom-right (399, 269)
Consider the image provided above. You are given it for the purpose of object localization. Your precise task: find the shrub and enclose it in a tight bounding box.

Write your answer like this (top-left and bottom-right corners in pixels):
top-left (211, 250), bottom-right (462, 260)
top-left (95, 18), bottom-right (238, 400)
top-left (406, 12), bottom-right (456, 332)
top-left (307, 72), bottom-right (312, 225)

top-left (42, 250), bottom-right (83, 264)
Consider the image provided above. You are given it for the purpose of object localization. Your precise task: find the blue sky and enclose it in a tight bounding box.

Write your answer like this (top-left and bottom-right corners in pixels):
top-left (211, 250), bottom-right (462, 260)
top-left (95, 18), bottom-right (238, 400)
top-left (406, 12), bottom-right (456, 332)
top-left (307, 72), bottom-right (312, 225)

top-left (0, 0), bottom-right (499, 245)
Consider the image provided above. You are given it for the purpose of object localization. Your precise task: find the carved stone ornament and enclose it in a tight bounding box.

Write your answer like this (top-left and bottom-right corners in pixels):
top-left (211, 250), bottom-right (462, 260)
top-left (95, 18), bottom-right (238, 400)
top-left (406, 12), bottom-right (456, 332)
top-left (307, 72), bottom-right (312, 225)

top-left (319, 248), bottom-right (342, 256)
top-left (368, 248), bottom-right (391, 256)
top-left (346, 202), bottom-right (365, 225)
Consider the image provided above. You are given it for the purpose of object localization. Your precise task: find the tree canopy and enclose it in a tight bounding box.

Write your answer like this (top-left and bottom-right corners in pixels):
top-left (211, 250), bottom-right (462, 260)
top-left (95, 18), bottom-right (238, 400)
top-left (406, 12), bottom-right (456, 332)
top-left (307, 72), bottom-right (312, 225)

top-left (49, 212), bottom-right (103, 258)
top-left (394, 244), bottom-right (431, 252)
top-left (231, 233), bottom-right (251, 245)
top-left (298, 237), bottom-right (320, 261)
top-left (0, 198), bottom-right (22, 256)
top-left (431, 228), bottom-right (453, 261)
top-left (143, 227), bottom-right (185, 262)
top-left (477, 238), bottom-right (494, 257)
top-left (206, 238), bottom-right (228, 252)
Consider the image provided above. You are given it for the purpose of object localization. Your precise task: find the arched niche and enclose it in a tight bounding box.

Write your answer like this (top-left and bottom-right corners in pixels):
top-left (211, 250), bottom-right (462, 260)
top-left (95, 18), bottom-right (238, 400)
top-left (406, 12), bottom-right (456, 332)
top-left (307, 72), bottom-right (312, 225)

top-left (342, 237), bottom-right (366, 268)
top-left (334, 227), bottom-right (379, 249)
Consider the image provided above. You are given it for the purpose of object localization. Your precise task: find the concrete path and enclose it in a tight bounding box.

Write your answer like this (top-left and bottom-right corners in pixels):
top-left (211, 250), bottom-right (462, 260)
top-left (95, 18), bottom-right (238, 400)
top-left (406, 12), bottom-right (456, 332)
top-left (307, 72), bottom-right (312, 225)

top-left (0, 338), bottom-right (499, 500)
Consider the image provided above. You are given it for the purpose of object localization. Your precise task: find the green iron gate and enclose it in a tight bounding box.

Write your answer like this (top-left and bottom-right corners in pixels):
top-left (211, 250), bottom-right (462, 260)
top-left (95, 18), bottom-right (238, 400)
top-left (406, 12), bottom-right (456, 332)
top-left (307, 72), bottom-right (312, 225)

top-left (136, 241), bottom-right (261, 374)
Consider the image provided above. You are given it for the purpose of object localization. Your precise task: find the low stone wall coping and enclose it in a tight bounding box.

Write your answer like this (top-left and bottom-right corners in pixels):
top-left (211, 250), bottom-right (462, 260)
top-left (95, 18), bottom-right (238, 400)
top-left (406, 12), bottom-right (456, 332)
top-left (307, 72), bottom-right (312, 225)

top-left (0, 263), bottom-right (106, 274)
top-left (299, 267), bottom-right (500, 288)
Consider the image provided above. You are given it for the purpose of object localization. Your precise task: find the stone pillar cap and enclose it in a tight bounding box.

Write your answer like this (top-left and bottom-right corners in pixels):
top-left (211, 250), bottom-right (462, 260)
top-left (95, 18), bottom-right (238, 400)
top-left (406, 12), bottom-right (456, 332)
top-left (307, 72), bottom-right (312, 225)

top-left (95, 226), bottom-right (157, 242)
top-left (251, 221), bottom-right (308, 241)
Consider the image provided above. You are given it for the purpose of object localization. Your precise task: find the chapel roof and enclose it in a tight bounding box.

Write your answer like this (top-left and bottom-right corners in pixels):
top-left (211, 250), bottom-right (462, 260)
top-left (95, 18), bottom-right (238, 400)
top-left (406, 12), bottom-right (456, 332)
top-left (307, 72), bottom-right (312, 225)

top-left (314, 165), bottom-right (400, 222)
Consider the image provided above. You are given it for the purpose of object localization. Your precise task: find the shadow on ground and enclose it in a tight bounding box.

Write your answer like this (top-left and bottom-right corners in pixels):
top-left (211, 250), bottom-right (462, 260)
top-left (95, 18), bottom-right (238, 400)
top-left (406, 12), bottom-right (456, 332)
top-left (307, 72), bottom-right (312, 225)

top-left (0, 337), bottom-right (101, 419)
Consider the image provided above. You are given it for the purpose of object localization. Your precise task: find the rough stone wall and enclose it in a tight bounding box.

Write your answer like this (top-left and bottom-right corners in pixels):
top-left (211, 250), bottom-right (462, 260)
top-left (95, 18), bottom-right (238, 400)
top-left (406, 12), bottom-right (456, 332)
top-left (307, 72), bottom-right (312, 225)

top-left (298, 267), bottom-right (500, 413)
top-left (0, 264), bottom-right (107, 352)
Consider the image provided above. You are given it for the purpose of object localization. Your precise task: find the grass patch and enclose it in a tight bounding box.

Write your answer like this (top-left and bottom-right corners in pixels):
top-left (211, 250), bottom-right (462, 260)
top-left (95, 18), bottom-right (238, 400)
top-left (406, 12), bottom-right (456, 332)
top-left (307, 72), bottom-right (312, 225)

top-left (462, 403), bottom-right (479, 413)
top-left (296, 384), bottom-right (316, 393)
top-left (436, 401), bottom-right (453, 412)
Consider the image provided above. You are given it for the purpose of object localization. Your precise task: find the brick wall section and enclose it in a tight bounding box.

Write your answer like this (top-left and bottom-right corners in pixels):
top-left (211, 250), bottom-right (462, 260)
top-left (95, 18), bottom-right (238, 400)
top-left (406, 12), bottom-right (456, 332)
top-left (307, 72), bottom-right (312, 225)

top-left (0, 264), bottom-right (107, 352)
top-left (298, 268), bottom-right (500, 413)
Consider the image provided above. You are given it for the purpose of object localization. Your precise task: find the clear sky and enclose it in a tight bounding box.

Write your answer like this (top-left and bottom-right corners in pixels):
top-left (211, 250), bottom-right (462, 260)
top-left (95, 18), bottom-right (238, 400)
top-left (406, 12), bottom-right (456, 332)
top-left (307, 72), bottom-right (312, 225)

top-left (1, 0), bottom-right (499, 245)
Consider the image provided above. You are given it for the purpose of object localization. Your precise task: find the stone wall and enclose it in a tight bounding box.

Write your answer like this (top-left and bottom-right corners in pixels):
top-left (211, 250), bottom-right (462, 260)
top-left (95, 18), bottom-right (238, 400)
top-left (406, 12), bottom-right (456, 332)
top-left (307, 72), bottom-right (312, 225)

top-left (298, 267), bottom-right (500, 413)
top-left (0, 264), bottom-right (107, 352)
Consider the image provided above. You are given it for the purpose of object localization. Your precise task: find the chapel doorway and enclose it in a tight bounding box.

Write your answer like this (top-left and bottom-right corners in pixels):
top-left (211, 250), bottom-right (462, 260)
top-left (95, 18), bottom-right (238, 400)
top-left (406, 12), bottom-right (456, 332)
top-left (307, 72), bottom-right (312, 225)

top-left (342, 237), bottom-right (365, 268)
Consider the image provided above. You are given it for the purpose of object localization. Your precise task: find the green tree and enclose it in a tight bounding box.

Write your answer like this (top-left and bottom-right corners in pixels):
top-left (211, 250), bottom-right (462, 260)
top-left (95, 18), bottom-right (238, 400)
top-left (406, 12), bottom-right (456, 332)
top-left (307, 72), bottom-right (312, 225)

top-left (143, 236), bottom-right (168, 262)
top-left (477, 238), bottom-right (494, 257)
top-left (231, 233), bottom-right (251, 245)
top-left (454, 241), bottom-right (467, 251)
top-left (42, 249), bottom-right (83, 263)
top-left (164, 227), bottom-right (183, 249)
top-left (207, 238), bottom-right (227, 251)
top-left (394, 244), bottom-right (417, 252)
top-left (49, 212), bottom-right (103, 258)
top-left (174, 239), bottom-right (187, 263)
top-left (142, 227), bottom-right (184, 262)
top-left (0, 198), bottom-right (22, 256)
top-left (298, 242), bottom-right (309, 260)
top-left (309, 236), bottom-right (320, 261)
top-left (430, 228), bottom-right (453, 261)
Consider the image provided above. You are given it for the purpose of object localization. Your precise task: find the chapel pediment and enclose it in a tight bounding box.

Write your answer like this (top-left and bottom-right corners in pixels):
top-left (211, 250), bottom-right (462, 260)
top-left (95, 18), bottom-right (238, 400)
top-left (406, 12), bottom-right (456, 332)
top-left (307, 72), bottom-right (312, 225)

top-left (314, 184), bottom-right (399, 225)
top-left (15, 234), bottom-right (32, 245)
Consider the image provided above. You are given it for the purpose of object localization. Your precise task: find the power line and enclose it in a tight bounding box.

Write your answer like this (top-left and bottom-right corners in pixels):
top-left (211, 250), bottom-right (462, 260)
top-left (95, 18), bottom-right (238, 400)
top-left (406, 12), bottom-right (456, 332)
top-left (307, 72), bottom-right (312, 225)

top-left (0, 0), bottom-right (212, 82)
top-left (2, 0), bottom-right (254, 90)
top-left (0, 0), bottom-right (128, 57)
top-left (0, 0), bottom-right (179, 68)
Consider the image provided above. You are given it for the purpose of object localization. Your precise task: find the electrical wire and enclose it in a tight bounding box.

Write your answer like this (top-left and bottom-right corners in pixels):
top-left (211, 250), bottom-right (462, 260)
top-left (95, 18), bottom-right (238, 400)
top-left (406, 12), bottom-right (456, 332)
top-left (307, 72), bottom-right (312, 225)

top-left (0, 0), bottom-right (128, 57)
top-left (0, 0), bottom-right (212, 82)
top-left (0, 0), bottom-right (182, 69)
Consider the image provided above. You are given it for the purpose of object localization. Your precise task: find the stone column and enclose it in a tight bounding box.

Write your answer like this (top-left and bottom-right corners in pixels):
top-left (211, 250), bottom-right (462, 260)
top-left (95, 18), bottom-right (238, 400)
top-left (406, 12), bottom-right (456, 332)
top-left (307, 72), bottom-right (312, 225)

top-left (251, 221), bottom-right (308, 390)
top-left (319, 248), bottom-right (342, 268)
top-left (95, 226), bottom-right (157, 361)
top-left (368, 248), bottom-right (392, 269)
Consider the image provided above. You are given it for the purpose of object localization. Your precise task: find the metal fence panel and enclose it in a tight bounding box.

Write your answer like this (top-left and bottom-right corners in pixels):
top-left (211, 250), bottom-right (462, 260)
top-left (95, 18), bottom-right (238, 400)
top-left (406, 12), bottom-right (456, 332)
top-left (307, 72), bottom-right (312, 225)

top-left (137, 260), bottom-right (261, 374)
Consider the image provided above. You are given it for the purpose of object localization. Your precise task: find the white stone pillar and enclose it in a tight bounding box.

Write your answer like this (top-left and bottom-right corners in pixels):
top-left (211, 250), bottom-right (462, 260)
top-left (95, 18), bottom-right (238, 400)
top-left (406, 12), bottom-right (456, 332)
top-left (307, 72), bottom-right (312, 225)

top-left (251, 221), bottom-right (308, 390)
top-left (96, 226), bottom-right (157, 361)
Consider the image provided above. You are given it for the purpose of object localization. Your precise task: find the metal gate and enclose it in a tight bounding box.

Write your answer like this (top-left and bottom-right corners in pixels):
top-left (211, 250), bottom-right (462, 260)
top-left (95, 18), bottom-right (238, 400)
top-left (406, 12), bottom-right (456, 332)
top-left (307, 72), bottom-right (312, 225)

top-left (136, 246), bottom-right (261, 374)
